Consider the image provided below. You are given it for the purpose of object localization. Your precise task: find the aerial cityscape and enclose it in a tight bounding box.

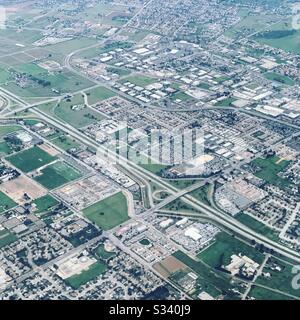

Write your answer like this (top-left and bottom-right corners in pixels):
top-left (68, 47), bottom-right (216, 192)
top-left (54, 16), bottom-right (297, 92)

top-left (0, 0), bottom-right (299, 303)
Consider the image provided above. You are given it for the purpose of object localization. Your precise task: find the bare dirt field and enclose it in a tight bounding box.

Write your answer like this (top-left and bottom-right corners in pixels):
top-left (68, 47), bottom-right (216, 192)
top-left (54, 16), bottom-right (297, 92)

top-left (38, 143), bottom-right (61, 156)
top-left (153, 255), bottom-right (187, 278)
top-left (0, 175), bottom-right (47, 204)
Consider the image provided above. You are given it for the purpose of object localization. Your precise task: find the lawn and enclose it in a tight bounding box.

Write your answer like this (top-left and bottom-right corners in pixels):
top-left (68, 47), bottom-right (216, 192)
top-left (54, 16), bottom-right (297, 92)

top-left (0, 191), bottom-right (17, 213)
top-left (83, 192), bottom-right (129, 230)
top-left (32, 195), bottom-right (59, 214)
top-left (35, 161), bottom-right (82, 189)
top-left (64, 261), bottom-right (107, 289)
top-left (6, 146), bottom-right (57, 173)
top-left (0, 229), bottom-right (18, 248)
top-left (197, 232), bottom-right (265, 269)
top-left (264, 72), bottom-right (295, 86)
top-left (85, 86), bottom-right (116, 105)
top-left (251, 155), bottom-right (291, 188)
top-left (55, 94), bottom-right (104, 128)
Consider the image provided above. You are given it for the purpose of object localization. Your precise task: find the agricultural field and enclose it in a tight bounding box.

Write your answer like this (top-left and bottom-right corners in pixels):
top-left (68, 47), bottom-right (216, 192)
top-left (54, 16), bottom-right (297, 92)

top-left (83, 192), bottom-right (129, 230)
top-left (6, 146), bottom-right (57, 173)
top-left (34, 161), bottom-right (82, 190)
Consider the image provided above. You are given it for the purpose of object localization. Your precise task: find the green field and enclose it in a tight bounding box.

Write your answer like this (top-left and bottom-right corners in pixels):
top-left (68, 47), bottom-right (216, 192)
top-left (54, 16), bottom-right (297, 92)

top-left (64, 261), bottom-right (107, 289)
top-left (51, 135), bottom-right (81, 152)
top-left (106, 67), bottom-right (131, 77)
top-left (0, 191), bottom-right (17, 213)
top-left (198, 232), bottom-right (264, 269)
top-left (171, 91), bottom-right (192, 102)
top-left (172, 250), bottom-right (239, 299)
top-left (251, 155), bottom-right (291, 188)
top-left (255, 257), bottom-right (300, 298)
top-left (254, 28), bottom-right (300, 55)
top-left (236, 213), bottom-right (279, 242)
top-left (83, 192), bottom-right (129, 230)
top-left (54, 94), bottom-right (104, 128)
top-left (167, 179), bottom-right (197, 189)
top-left (35, 161), bottom-right (82, 189)
top-left (32, 195), bottom-right (59, 214)
top-left (0, 229), bottom-right (18, 248)
top-left (5, 65), bottom-right (94, 97)
top-left (0, 125), bottom-right (22, 139)
top-left (189, 183), bottom-right (212, 206)
top-left (6, 146), bottom-right (57, 173)
top-left (264, 72), bottom-right (295, 86)
top-left (0, 141), bottom-right (11, 155)
top-left (86, 86), bottom-right (116, 105)
top-left (249, 286), bottom-right (293, 300)
top-left (215, 97), bottom-right (237, 107)
top-left (120, 75), bottom-right (157, 87)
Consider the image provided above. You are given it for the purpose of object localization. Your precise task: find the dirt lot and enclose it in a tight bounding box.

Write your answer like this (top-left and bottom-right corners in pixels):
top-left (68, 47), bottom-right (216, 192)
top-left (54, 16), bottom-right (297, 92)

top-left (38, 143), bottom-right (61, 156)
top-left (0, 175), bottom-right (47, 204)
top-left (153, 255), bottom-right (187, 278)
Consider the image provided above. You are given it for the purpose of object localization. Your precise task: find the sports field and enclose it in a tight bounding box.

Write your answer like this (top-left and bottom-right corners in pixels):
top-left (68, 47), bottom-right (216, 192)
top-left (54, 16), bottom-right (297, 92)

top-left (32, 195), bottom-right (59, 214)
top-left (83, 192), bottom-right (129, 230)
top-left (6, 146), bottom-right (57, 173)
top-left (35, 161), bottom-right (82, 189)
